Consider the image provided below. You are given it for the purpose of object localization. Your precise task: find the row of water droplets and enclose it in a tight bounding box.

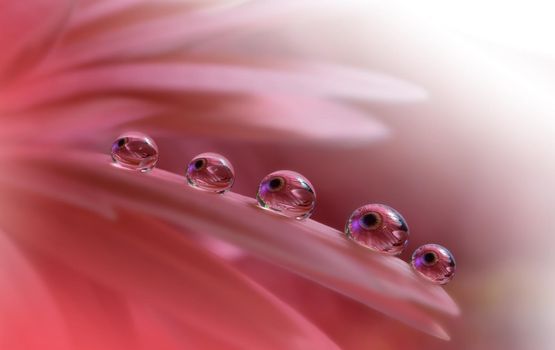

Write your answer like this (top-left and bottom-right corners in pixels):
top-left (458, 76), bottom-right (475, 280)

top-left (111, 132), bottom-right (455, 285)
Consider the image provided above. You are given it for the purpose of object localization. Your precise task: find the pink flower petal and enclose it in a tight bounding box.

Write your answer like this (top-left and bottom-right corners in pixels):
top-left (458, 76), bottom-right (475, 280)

top-left (0, 230), bottom-right (71, 349)
top-left (39, 0), bottom-right (343, 73)
top-left (0, 98), bottom-right (163, 144)
top-left (115, 95), bottom-right (388, 144)
top-left (2, 95), bottom-right (385, 146)
top-left (234, 258), bottom-right (453, 343)
top-left (6, 61), bottom-right (426, 112)
top-left (0, 0), bottom-right (73, 83)
top-left (72, 0), bottom-right (207, 29)
top-left (0, 188), bottom-right (340, 349)
top-left (0, 149), bottom-right (459, 339)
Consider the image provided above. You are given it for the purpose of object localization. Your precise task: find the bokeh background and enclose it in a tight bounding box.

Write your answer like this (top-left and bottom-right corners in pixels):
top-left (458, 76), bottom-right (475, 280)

top-left (153, 2), bottom-right (555, 348)
top-left (1, 1), bottom-right (554, 349)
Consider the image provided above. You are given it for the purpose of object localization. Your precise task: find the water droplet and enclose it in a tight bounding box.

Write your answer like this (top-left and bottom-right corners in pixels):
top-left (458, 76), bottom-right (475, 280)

top-left (257, 170), bottom-right (316, 220)
top-left (344, 204), bottom-right (409, 255)
top-left (411, 244), bottom-right (456, 285)
top-left (186, 153), bottom-right (235, 193)
top-left (111, 132), bottom-right (158, 172)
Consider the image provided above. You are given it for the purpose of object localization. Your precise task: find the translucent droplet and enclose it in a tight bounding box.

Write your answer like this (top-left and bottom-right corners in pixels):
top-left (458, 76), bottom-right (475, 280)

top-left (344, 204), bottom-right (409, 255)
top-left (411, 244), bottom-right (456, 285)
top-left (186, 153), bottom-right (235, 193)
top-left (111, 132), bottom-right (158, 172)
top-left (256, 170), bottom-right (316, 220)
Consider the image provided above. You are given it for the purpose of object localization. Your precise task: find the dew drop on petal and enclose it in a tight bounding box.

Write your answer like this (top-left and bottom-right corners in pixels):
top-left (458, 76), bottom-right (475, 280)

top-left (344, 204), bottom-right (409, 255)
top-left (411, 244), bottom-right (456, 285)
top-left (186, 152), bottom-right (235, 193)
top-left (256, 170), bottom-right (316, 220)
top-left (111, 132), bottom-right (159, 172)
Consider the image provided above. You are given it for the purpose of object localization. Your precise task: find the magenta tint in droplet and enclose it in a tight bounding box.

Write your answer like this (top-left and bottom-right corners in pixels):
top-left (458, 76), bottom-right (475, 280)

top-left (344, 204), bottom-right (409, 255)
top-left (111, 132), bottom-right (159, 172)
top-left (256, 170), bottom-right (316, 220)
top-left (411, 244), bottom-right (456, 285)
top-left (186, 153), bottom-right (235, 193)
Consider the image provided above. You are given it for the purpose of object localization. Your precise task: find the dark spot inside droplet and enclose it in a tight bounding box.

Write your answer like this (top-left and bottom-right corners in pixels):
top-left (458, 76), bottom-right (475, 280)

top-left (268, 177), bottom-right (283, 191)
top-left (398, 216), bottom-right (408, 232)
top-left (194, 159), bottom-right (205, 170)
top-left (117, 138), bottom-right (126, 147)
top-left (423, 252), bottom-right (437, 265)
top-left (361, 212), bottom-right (380, 229)
top-left (300, 180), bottom-right (314, 193)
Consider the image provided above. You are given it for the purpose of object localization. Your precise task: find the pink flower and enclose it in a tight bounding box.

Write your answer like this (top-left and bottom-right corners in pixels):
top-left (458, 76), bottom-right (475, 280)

top-left (0, 1), bottom-right (461, 349)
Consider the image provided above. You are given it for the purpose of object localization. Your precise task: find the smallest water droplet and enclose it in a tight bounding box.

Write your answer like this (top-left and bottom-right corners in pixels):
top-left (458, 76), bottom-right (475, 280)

top-left (411, 244), bottom-right (456, 285)
top-left (111, 132), bottom-right (159, 172)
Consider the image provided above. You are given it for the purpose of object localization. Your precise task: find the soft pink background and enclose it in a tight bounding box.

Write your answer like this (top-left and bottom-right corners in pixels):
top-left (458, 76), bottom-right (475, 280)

top-left (0, 1), bottom-right (553, 349)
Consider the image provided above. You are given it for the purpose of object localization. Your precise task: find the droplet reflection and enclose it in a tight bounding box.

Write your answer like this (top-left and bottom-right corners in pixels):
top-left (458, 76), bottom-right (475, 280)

top-left (257, 170), bottom-right (316, 220)
top-left (411, 244), bottom-right (456, 285)
top-left (111, 132), bottom-right (159, 172)
top-left (186, 152), bottom-right (235, 193)
top-left (345, 204), bottom-right (409, 255)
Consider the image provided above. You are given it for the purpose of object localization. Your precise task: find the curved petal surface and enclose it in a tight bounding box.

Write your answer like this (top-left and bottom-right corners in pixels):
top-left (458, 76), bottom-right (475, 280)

top-left (0, 149), bottom-right (459, 339)
top-left (0, 188), bottom-right (340, 350)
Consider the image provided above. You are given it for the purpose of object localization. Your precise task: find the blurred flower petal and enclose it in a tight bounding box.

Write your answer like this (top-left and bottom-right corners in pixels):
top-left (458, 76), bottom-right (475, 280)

top-left (0, 149), bottom-right (458, 339)
top-left (0, 230), bottom-right (70, 349)
top-left (40, 0), bottom-right (341, 73)
top-left (2, 95), bottom-right (385, 146)
top-left (0, 189), bottom-right (341, 350)
top-left (72, 0), bottom-right (220, 29)
top-left (234, 258), bottom-right (453, 344)
top-left (6, 61), bottom-right (426, 112)
top-left (127, 95), bottom-right (388, 144)
top-left (0, 98), bottom-right (162, 143)
top-left (0, 0), bottom-right (73, 83)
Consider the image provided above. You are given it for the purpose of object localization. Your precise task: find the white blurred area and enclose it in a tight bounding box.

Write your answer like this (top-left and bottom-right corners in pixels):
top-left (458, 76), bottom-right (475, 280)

top-left (329, 2), bottom-right (555, 349)
top-left (343, 3), bottom-right (555, 349)
top-left (398, 0), bottom-right (555, 56)
top-left (220, 1), bottom-right (555, 348)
